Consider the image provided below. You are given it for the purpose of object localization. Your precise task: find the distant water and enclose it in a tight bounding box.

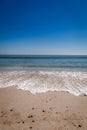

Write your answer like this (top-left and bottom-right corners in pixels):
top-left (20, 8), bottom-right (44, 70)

top-left (0, 55), bottom-right (87, 96)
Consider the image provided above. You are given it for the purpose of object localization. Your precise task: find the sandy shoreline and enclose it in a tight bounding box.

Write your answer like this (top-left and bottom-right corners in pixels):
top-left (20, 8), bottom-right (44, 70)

top-left (0, 87), bottom-right (87, 130)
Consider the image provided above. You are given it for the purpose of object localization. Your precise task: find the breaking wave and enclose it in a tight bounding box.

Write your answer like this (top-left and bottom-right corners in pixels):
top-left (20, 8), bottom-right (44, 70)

top-left (0, 70), bottom-right (87, 96)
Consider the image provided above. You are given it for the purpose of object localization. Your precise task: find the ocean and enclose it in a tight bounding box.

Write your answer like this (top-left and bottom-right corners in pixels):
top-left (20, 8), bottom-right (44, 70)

top-left (0, 55), bottom-right (87, 96)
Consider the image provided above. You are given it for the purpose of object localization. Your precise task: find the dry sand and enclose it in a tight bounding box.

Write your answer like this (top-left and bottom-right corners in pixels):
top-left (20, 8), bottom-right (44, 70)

top-left (0, 87), bottom-right (87, 130)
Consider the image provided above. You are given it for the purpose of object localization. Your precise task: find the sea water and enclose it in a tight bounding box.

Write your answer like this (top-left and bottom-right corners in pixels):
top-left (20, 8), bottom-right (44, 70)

top-left (0, 55), bottom-right (87, 96)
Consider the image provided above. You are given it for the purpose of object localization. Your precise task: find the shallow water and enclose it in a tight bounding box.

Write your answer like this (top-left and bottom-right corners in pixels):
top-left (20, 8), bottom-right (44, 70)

top-left (0, 55), bottom-right (87, 96)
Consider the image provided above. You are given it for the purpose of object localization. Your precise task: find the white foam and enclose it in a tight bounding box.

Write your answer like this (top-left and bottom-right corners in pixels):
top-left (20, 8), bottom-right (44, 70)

top-left (0, 70), bottom-right (87, 96)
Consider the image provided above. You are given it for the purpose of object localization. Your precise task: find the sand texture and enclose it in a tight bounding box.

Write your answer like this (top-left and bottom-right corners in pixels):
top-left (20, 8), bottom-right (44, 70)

top-left (0, 87), bottom-right (87, 130)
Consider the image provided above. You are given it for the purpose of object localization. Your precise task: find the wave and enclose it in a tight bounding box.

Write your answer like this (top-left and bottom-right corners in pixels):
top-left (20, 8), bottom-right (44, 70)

top-left (0, 70), bottom-right (87, 96)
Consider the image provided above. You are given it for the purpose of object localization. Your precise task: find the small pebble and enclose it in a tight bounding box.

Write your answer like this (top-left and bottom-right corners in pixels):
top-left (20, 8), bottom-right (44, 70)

top-left (28, 115), bottom-right (33, 118)
top-left (17, 122), bottom-right (20, 124)
top-left (10, 109), bottom-right (13, 112)
top-left (30, 126), bottom-right (32, 129)
top-left (78, 125), bottom-right (82, 127)
top-left (32, 120), bottom-right (35, 122)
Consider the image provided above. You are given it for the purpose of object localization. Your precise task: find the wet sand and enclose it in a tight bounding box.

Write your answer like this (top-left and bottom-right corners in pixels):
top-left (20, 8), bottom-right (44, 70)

top-left (0, 87), bottom-right (87, 130)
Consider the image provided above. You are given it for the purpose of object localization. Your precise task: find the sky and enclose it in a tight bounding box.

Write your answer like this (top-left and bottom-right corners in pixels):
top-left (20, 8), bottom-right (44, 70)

top-left (0, 0), bottom-right (87, 55)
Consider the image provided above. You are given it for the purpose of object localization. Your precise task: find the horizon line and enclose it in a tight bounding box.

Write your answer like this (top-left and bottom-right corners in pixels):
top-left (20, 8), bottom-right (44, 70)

top-left (0, 54), bottom-right (87, 56)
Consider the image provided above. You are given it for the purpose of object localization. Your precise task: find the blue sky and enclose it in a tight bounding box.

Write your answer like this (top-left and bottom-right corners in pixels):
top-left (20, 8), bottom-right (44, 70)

top-left (0, 0), bottom-right (87, 55)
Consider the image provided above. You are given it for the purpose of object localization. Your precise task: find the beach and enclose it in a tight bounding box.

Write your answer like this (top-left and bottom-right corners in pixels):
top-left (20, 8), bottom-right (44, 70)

top-left (0, 55), bottom-right (87, 129)
top-left (0, 87), bottom-right (87, 130)
top-left (1, 0), bottom-right (87, 128)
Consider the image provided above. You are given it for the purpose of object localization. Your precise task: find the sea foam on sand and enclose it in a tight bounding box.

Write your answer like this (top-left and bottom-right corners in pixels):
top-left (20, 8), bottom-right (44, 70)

top-left (0, 70), bottom-right (87, 96)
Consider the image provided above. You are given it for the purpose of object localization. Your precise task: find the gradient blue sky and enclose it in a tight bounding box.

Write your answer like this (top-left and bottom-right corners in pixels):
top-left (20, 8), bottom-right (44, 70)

top-left (0, 0), bottom-right (87, 55)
